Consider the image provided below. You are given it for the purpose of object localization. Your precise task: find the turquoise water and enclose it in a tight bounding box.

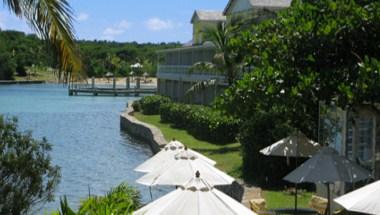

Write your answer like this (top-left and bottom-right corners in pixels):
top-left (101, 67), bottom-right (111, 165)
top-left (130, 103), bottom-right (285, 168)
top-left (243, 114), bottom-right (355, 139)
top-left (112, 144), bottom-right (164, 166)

top-left (0, 84), bottom-right (166, 213)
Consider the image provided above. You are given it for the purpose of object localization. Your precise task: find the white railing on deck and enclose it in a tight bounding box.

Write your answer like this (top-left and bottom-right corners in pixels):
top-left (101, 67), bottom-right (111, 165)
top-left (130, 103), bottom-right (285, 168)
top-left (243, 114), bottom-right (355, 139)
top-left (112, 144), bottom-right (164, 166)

top-left (157, 65), bottom-right (226, 82)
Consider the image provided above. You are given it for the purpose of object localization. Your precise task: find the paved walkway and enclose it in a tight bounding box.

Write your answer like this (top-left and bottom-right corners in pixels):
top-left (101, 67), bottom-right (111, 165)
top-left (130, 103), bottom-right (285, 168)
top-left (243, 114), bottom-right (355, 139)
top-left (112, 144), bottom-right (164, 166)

top-left (241, 184), bottom-right (263, 208)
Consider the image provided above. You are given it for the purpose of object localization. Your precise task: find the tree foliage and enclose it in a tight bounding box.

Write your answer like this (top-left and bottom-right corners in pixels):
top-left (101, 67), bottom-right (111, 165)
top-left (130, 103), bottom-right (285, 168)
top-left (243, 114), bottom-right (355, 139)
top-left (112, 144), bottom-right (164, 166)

top-left (0, 44), bottom-right (16, 80)
top-left (2, 0), bottom-right (82, 80)
top-left (0, 116), bottom-right (61, 215)
top-left (0, 30), bottom-right (180, 80)
top-left (217, 0), bottom-right (380, 182)
top-left (53, 183), bottom-right (140, 215)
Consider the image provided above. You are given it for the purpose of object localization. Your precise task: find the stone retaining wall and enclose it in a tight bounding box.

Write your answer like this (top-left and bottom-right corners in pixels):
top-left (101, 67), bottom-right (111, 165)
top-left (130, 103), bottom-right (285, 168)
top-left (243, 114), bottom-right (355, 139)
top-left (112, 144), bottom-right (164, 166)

top-left (120, 105), bottom-right (167, 153)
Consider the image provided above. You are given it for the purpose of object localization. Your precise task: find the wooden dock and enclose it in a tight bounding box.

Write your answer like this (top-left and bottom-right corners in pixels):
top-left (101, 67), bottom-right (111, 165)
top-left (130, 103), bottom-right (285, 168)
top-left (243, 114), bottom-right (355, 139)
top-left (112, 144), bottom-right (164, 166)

top-left (68, 77), bottom-right (156, 96)
top-left (68, 87), bottom-right (157, 96)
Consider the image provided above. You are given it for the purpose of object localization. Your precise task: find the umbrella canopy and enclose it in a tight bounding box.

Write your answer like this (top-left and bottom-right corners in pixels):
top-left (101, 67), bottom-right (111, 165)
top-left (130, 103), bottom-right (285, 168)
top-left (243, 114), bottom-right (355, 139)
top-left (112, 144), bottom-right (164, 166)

top-left (334, 180), bottom-right (380, 215)
top-left (105, 72), bottom-right (114, 77)
top-left (284, 147), bottom-right (372, 215)
top-left (134, 141), bottom-right (216, 173)
top-left (260, 133), bottom-right (321, 158)
top-left (134, 173), bottom-right (256, 215)
top-left (131, 63), bottom-right (143, 68)
top-left (137, 149), bottom-right (234, 186)
top-left (283, 147), bottom-right (371, 184)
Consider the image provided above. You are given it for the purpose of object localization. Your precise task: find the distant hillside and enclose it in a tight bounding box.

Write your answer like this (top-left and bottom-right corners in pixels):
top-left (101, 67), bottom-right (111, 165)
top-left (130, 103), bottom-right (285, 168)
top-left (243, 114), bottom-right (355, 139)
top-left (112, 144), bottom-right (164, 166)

top-left (0, 30), bottom-right (180, 80)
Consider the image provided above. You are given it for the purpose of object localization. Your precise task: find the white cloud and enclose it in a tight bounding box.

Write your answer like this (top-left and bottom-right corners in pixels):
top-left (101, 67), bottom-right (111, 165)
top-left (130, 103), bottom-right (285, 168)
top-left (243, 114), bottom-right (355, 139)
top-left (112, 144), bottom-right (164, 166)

top-left (103, 27), bottom-right (124, 36)
top-left (145, 17), bottom-right (174, 31)
top-left (118, 20), bottom-right (132, 29)
top-left (76, 12), bottom-right (89, 22)
top-left (102, 20), bottom-right (133, 40)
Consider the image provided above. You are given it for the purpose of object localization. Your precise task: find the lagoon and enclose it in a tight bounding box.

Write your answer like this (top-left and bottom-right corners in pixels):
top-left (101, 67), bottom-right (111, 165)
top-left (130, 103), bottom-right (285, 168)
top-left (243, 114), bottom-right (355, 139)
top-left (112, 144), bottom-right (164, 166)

top-left (0, 84), bottom-right (166, 213)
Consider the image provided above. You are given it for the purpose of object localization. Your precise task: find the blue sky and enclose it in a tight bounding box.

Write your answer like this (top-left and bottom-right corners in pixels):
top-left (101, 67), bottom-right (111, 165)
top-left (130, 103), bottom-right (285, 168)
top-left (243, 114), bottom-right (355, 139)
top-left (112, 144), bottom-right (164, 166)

top-left (0, 0), bottom-right (228, 43)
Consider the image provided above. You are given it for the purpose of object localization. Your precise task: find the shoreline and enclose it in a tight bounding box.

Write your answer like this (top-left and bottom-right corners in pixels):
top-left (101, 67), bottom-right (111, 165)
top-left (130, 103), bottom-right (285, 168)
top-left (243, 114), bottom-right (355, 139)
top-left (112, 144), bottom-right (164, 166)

top-left (0, 80), bottom-right (46, 85)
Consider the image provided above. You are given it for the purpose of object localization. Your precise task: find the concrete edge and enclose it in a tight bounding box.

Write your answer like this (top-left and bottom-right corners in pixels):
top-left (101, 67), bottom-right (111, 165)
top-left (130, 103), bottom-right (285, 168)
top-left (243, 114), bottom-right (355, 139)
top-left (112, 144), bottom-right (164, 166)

top-left (120, 104), bottom-right (168, 153)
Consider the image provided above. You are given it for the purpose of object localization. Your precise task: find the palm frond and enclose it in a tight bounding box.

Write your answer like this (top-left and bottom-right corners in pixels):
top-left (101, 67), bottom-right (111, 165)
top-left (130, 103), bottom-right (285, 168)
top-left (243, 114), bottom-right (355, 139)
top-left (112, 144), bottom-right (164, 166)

top-left (188, 61), bottom-right (217, 74)
top-left (4, 0), bottom-right (83, 81)
top-left (185, 79), bottom-right (217, 97)
top-left (2, 0), bottom-right (22, 15)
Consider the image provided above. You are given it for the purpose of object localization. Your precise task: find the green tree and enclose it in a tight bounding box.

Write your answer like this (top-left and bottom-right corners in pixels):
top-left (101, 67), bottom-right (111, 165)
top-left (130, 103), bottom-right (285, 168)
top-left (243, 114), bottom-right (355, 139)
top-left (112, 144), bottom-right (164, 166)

top-left (217, 0), bottom-right (380, 182)
top-left (0, 116), bottom-right (61, 215)
top-left (2, 0), bottom-right (82, 79)
top-left (0, 46), bottom-right (16, 80)
top-left (204, 23), bottom-right (243, 86)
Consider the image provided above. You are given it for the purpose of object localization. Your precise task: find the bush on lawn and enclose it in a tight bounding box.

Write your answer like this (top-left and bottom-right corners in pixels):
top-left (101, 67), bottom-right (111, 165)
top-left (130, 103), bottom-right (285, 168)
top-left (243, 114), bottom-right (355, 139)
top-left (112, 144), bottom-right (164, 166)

top-left (160, 102), bottom-right (239, 144)
top-left (140, 95), bottom-right (171, 115)
top-left (131, 100), bottom-right (141, 112)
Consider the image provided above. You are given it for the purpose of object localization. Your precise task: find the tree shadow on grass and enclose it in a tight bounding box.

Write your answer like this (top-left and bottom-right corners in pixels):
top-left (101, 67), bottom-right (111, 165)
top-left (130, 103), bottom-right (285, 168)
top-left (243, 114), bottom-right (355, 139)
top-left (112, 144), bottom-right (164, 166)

top-left (192, 146), bottom-right (241, 155)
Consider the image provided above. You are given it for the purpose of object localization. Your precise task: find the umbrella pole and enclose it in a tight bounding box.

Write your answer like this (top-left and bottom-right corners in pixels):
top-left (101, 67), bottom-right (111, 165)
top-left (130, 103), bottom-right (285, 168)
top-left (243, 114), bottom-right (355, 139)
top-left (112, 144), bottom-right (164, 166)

top-left (326, 183), bottom-right (331, 215)
top-left (294, 131), bottom-right (299, 214)
top-left (294, 183), bottom-right (298, 214)
top-left (149, 186), bottom-right (153, 201)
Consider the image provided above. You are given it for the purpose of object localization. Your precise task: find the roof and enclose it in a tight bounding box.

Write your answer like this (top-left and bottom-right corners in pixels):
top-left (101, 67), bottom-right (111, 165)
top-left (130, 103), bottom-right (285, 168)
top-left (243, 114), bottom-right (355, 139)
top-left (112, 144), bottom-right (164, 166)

top-left (223, 0), bottom-right (292, 15)
top-left (191, 10), bottom-right (226, 23)
top-left (156, 42), bottom-right (215, 54)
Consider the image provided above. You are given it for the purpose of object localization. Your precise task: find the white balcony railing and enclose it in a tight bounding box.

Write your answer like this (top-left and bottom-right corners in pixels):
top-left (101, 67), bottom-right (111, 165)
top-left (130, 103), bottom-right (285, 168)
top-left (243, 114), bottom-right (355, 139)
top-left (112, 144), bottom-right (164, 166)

top-left (157, 65), bottom-right (226, 82)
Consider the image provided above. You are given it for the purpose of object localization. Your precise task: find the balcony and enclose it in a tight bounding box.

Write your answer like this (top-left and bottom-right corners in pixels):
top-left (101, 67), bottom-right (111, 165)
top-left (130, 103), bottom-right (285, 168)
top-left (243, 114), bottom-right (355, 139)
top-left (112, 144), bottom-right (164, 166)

top-left (157, 65), bottom-right (226, 82)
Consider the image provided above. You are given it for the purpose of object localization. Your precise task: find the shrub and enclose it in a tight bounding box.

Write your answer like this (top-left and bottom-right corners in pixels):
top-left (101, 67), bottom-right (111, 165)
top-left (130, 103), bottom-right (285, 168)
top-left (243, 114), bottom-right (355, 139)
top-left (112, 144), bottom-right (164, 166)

top-left (131, 100), bottom-right (141, 112)
top-left (159, 102), bottom-right (239, 144)
top-left (160, 102), bottom-right (192, 128)
top-left (140, 95), bottom-right (171, 115)
top-left (55, 183), bottom-right (140, 215)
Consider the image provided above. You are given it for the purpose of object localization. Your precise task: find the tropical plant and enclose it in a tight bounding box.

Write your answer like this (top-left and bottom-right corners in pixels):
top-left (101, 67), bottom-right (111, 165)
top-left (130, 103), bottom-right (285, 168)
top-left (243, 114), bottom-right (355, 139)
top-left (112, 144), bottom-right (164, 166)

top-left (2, 0), bottom-right (82, 80)
top-left (0, 115), bottom-right (61, 215)
top-left (53, 183), bottom-right (140, 215)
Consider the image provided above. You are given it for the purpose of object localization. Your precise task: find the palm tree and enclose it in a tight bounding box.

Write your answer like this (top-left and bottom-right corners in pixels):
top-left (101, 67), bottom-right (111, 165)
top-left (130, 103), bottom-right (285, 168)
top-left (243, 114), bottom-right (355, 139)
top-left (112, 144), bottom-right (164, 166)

top-left (204, 22), bottom-right (241, 86)
top-left (3, 0), bottom-right (82, 81)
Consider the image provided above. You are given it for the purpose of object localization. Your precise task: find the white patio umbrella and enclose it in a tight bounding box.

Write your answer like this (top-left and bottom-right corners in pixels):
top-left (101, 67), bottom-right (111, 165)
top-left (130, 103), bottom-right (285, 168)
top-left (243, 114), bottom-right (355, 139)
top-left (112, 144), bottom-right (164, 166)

top-left (335, 180), bottom-right (380, 215)
top-left (131, 63), bottom-right (143, 68)
top-left (260, 132), bottom-right (321, 158)
top-left (134, 141), bottom-right (216, 173)
top-left (134, 172), bottom-right (256, 215)
top-left (260, 132), bottom-right (321, 212)
top-left (137, 149), bottom-right (234, 186)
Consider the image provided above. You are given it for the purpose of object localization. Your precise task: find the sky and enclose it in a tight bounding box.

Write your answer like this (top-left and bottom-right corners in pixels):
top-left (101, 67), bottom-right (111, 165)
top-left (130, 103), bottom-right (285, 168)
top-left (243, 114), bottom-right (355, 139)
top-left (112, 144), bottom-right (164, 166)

top-left (0, 0), bottom-right (229, 43)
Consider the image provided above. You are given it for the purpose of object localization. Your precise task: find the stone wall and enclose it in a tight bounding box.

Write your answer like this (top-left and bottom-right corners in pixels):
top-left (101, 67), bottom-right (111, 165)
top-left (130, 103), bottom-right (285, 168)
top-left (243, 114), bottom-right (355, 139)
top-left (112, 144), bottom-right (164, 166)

top-left (120, 105), bottom-right (167, 153)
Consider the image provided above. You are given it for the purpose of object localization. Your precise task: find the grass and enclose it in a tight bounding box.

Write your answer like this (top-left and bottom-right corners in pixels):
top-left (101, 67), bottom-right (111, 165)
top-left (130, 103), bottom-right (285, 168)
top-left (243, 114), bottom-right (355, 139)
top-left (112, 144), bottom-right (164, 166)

top-left (14, 69), bottom-right (58, 83)
top-left (133, 112), bottom-right (314, 208)
top-left (264, 190), bottom-right (312, 209)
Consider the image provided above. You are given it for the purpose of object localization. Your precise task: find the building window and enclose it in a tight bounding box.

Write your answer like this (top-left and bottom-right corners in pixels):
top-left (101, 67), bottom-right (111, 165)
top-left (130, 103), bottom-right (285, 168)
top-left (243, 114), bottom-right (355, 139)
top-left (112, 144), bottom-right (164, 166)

top-left (357, 118), bottom-right (373, 167)
top-left (346, 118), bottom-right (353, 160)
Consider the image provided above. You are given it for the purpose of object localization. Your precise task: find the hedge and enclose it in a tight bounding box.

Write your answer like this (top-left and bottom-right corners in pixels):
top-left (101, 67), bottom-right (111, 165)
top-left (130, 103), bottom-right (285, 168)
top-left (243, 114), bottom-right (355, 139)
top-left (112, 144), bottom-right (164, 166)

top-left (160, 102), bottom-right (239, 144)
top-left (139, 95), bottom-right (171, 115)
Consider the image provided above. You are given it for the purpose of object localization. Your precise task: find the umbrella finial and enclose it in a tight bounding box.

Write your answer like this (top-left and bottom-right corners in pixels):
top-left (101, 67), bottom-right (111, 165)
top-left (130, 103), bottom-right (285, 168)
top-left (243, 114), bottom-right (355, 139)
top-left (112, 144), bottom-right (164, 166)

top-left (172, 137), bottom-right (176, 141)
top-left (195, 171), bottom-right (200, 178)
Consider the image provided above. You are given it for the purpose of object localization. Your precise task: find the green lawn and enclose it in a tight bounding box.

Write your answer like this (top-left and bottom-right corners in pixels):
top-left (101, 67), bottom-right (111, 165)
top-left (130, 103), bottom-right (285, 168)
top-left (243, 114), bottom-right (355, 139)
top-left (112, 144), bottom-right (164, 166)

top-left (264, 190), bottom-right (312, 209)
top-left (133, 112), bottom-right (314, 208)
